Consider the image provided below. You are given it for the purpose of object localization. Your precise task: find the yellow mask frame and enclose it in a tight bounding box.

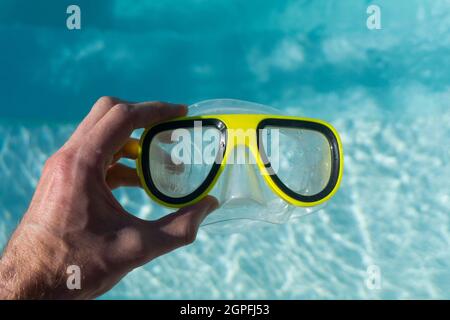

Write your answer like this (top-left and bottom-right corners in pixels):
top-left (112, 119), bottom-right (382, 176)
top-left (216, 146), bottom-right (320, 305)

top-left (133, 114), bottom-right (344, 208)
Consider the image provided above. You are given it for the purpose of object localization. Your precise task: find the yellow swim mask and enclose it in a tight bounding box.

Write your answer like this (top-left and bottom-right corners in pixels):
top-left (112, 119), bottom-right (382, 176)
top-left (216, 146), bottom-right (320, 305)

top-left (134, 99), bottom-right (344, 230)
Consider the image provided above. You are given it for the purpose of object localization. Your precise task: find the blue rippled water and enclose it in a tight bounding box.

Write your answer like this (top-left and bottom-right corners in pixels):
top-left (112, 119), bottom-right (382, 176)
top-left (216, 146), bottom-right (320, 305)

top-left (1, 0), bottom-right (449, 299)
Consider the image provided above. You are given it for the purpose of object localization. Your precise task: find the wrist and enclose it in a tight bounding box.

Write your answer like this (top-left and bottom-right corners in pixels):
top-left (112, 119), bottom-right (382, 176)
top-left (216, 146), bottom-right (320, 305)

top-left (0, 248), bottom-right (51, 299)
top-left (0, 259), bottom-right (16, 299)
top-left (0, 225), bottom-right (66, 299)
top-left (0, 256), bottom-right (22, 299)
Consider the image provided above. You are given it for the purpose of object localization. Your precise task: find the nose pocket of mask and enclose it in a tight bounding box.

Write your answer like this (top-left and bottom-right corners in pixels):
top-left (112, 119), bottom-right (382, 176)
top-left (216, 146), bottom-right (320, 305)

top-left (202, 145), bottom-right (293, 231)
top-left (219, 162), bottom-right (266, 207)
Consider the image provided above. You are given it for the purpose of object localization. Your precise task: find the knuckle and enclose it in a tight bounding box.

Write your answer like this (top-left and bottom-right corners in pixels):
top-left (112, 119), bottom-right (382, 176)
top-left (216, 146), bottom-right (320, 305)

top-left (151, 103), bottom-right (165, 119)
top-left (112, 103), bottom-right (133, 116)
top-left (43, 150), bottom-right (75, 179)
top-left (116, 227), bottom-right (147, 262)
top-left (77, 144), bottom-right (104, 169)
top-left (91, 96), bottom-right (119, 116)
top-left (46, 150), bottom-right (73, 169)
top-left (110, 103), bottom-right (135, 126)
top-left (43, 147), bottom-right (101, 187)
top-left (49, 147), bottom-right (99, 173)
top-left (43, 153), bottom-right (56, 169)
top-left (95, 96), bottom-right (116, 108)
top-left (152, 101), bottom-right (165, 108)
top-left (182, 222), bottom-right (198, 245)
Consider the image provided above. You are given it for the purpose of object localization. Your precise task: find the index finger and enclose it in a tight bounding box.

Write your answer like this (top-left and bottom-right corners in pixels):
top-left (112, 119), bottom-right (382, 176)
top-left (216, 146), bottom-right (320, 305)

top-left (84, 101), bottom-right (187, 164)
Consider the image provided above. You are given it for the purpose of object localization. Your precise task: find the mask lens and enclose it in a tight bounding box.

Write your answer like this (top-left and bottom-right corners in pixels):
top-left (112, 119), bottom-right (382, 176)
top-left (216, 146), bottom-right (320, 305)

top-left (148, 126), bottom-right (222, 198)
top-left (261, 126), bottom-right (332, 197)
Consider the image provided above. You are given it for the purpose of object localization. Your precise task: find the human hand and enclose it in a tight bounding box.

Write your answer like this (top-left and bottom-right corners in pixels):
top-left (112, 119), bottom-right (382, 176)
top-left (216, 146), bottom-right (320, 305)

top-left (0, 97), bottom-right (218, 299)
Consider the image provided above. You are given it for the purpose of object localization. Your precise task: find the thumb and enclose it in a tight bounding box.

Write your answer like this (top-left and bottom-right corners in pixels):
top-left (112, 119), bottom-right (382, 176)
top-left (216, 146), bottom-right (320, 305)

top-left (150, 196), bottom-right (218, 256)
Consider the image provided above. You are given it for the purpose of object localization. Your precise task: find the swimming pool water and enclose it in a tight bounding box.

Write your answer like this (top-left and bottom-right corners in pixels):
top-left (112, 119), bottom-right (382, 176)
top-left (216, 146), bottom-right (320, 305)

top-left (1, 0), bottom-right (449, 299)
